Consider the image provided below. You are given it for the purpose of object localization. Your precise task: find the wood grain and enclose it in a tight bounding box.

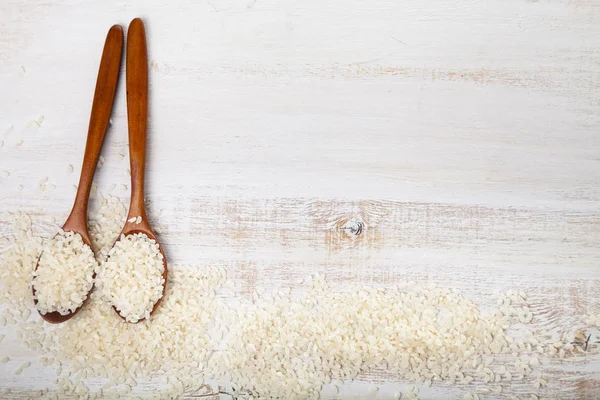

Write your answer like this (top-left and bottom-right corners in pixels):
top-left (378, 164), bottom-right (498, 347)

top-left (1, 0), bottom-right (599, 398)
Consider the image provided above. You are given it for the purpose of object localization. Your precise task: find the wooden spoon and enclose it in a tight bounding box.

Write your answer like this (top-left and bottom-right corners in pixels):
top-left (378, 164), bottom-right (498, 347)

top-left (33, 25), bottom-right (124, 323)
top-left (111, 18), bottom-right (167, 322)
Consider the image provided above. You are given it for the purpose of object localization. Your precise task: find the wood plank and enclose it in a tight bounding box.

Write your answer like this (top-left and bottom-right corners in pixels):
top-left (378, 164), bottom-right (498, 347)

top-left (1, 0), bottom-right (599, 398)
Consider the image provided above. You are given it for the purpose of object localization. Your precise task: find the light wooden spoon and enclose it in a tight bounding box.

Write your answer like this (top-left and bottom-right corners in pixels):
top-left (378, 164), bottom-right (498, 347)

top-left (33, 25), bottom-right (124, 323)
top-left (111, 18), bottom-right (167, 322)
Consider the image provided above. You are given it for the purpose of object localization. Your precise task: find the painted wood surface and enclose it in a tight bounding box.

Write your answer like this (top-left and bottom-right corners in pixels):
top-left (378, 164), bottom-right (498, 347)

top-left (1, 0), bottom-right (599, 398)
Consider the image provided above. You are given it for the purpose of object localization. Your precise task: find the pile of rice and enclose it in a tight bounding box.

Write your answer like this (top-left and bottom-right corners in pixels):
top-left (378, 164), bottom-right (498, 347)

top-left (96, 232), bottom-right (166, 323)
top-left (32, 231), bottom-right (97, 315)
top-left (0, 194), bottom-right (598, 400)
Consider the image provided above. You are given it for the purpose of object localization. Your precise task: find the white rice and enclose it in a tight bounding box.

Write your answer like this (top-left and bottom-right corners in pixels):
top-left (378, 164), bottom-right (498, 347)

top-left (32, 231), bottom-right (96, 315)
top-left (0, 194), bottom-right (597, 399)
top-left (96, 233), bottom-right (165, 323)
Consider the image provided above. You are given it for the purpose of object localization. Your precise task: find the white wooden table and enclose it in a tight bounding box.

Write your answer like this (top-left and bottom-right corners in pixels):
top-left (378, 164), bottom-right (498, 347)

top-left (1, 0), bottom-right (599, 398)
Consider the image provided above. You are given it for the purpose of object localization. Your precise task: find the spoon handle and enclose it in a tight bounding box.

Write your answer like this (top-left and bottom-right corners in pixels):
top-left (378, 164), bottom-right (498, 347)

top-left (65, 25), bottom-right (124, 234)
top-left (126, 18), bottom-right (149, 222)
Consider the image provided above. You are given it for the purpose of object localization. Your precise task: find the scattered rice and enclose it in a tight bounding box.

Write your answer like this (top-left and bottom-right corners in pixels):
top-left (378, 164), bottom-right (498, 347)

top-left (125, 215), bottom-right (143, 225)
top-left (1, 214), bottom-right (44, 309)
top-left (1, 202), bottom-right (225, 397)
top-left (88, 195), bottom-right (127, 261)
top-left (0, 194), bottom-right (597, 399)
top-left (34, 115), bottom-right (44, 127)
top-left (32, 231), bottom-right (96, 315)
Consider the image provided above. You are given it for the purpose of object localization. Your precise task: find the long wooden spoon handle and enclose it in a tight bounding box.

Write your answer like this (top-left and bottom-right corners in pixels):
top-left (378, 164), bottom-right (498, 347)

top-left (66, 25), bottom-right (123, 231)
top-left (126, 18), bottom-right (149, 221)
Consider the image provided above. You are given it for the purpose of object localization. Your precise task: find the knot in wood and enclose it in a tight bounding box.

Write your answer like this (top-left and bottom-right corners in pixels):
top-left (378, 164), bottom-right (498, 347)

top-left (342, 220), bottom-right (363, 237)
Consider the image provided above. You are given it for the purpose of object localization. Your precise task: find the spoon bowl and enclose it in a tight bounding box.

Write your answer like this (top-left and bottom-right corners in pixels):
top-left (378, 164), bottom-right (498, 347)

top-left (111, 216), bottom-right (168, 321)
top-left (32, 25), bottom-right (123, 324)
top-left (32, 223), bottom-right (93, 324)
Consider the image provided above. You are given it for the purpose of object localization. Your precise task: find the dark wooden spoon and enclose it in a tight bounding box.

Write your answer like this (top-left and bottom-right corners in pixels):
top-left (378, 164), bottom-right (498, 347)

top-left (111, 18), bottom-right (167, 322)
top-left (33, 25), bottom-right (124, 323)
